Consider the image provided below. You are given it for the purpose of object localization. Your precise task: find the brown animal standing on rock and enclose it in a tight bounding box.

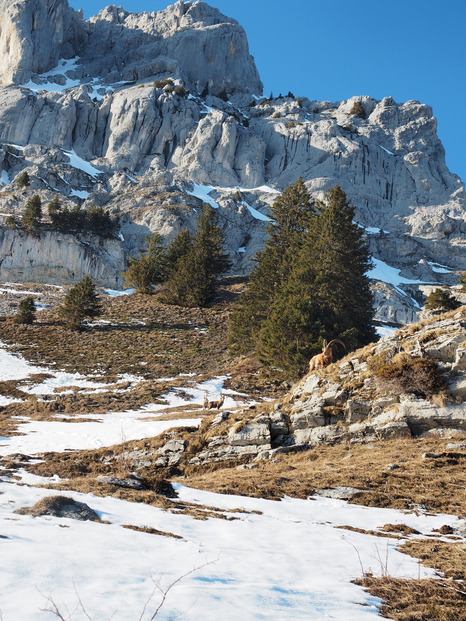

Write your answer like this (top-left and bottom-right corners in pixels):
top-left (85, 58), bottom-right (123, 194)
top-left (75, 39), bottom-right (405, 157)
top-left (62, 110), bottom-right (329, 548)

top-left (203, 394), bottom-right (225, 409)
top-left (309, 339), bottom-right (345, 372)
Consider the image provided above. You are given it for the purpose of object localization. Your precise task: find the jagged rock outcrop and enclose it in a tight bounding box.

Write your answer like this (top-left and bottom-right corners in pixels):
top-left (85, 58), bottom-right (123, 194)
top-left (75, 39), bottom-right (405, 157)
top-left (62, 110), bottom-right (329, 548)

top-left (0, 0), bottom-right (465, 319)
top-left (181, 308), bottom-right (466, 465)
top-left (0, 0), bottom-right (84, 85)
top-left (0, 0), bottom-right (262, 97)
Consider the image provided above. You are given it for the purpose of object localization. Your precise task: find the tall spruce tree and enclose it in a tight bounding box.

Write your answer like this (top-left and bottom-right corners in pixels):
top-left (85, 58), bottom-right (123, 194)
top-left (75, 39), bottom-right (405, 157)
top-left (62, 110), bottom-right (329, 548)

top-left (228, 177), bottom-right (316, 354)
top-left (163, 205), bottom-right (231, 307)
top-left (123, 233), bottom-right (167, 294)
top-left (165, 229), bottom-right (193, 274)
top-left (257, 185), bottom-right (375, 376)
top-left (229, 182), bottom-right (376, 379)
top-left (59, 275), bottom-right (102, 331)
top-left (21, 194), bottom-right (42, 231)
top-left (310, 184), bottom-right (376, 348)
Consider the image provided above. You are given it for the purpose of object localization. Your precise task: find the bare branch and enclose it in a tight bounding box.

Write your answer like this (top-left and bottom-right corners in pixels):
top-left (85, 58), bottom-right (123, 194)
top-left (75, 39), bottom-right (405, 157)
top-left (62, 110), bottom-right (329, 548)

top-left (146, 560), bottom-right (216, 621)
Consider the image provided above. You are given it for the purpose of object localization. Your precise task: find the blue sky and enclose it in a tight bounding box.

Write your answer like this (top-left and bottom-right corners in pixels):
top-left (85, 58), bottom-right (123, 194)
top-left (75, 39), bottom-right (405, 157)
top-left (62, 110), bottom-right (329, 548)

top-left (69, 0), bottom-right (466, 183)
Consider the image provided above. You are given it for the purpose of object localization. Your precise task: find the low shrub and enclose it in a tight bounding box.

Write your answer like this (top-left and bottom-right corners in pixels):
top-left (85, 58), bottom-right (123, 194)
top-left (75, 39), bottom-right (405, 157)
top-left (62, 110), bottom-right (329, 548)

top-left (369, 353), bottom-right (445, 398)
top-left (350, 101), bottom-right (366, 119)
top-left (424, 288), bottom-right (460, 314)
top-left (153, 78), bottom-right (174, 89)
top-left (14, 296), bottom-right (36, 325)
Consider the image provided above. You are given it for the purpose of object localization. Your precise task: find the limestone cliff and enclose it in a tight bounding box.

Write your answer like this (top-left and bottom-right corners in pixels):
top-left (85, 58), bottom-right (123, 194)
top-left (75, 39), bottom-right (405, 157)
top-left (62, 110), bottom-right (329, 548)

top-left (0, 228), bottom-right (125, 288)
top-left (0, 0), bottom-right (465, 327)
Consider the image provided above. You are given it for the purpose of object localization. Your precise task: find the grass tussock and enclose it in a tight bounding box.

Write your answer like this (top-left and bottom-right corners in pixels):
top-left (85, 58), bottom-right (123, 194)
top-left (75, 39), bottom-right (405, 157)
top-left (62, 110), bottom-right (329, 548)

top-left (399, 539), bottom-right (466, 581)
top-left (355, 576), bottom-right (466, 620)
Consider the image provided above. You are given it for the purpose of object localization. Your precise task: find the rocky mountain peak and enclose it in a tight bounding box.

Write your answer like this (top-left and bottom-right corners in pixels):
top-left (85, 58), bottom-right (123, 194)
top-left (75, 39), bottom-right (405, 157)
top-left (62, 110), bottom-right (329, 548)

top-left (0, 0), bottom-right (262, 97)
top-left (0, 0), bottom-right (84, 85)
top-left (0, 1), bottom-right (465, 330)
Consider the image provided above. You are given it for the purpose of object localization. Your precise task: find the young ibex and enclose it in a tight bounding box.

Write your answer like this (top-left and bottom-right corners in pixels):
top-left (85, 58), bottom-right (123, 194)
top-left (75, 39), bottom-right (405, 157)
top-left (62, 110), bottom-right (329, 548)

top-left (309, 339), bottom-right (345, 372)
top-left (203, 394), bottom-right (225, 410)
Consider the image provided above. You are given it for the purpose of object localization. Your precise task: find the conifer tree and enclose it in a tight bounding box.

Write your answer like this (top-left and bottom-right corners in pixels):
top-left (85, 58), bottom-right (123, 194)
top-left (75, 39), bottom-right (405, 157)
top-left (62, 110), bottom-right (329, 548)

top-left (310, 184), bottom-right (376, 348)
top-left (21, 194), bottom-right (42, 231)
top-left (424, 287), bottom-right (460, 314)
top-left (257, 185), bottom-right (375, 376)
top-left (48, 196), bottom-right (62, 227)
top-left (14, 296), bottom-right (36, 325)
top-left (123, 233), bottom-right (167, 294)
top-left (165, 229), bottom-right (193, 274)
top-left (59, 275), bottom-right (102, 331)
top-left (228, 177), bottom-right (315, 354)
top-left (229, 182), bottom-right (376, 378)
top-left (163, 205), bottom-right (231, 307)
top-left (16, 171), bottom-right (30, 189)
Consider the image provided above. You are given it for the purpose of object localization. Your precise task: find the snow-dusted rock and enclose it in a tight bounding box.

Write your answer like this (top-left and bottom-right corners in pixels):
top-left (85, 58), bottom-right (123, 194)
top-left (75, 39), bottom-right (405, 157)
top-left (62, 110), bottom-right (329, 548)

top-left (0, 0), bottom-right (465, 311)
top-left (0, 0), bottom-right (84, 85)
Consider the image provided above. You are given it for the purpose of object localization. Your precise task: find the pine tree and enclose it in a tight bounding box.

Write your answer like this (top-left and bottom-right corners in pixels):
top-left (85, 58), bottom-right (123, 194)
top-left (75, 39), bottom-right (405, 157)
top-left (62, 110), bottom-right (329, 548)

top-left (163, 205), bottom-right (231, 307)
top-left (228, 177), bottom-right (316, 354)
top-left (48, 196), bottom-right (62, 227)
top-left (229, 182), bottom-right (376, 379)
top-left (16, 171), bottom-right (30, 189)
top-left (310, 184), bottom-right (376, 349)
top-left (14, 296), bottom-right (36, 324)
top-left (261, 185), bottom-right (375, 376)
top-left (59, 275), bottom-right (102, 331)
top-left (21, 194), bottom-right (42, 231)
top-left (424, 287), bottom-right (460, 314)
top-left (123, 233), bottom-right (167, 294)
top-left (85, 205), bottom-right (119, 238)
top-left (165, 229), bottom-right (193, 273)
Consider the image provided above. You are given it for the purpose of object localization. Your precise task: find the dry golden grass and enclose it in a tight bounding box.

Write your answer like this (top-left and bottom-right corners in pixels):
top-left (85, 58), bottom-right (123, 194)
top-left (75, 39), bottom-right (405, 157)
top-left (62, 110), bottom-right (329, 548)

top-left (355, 577), bottom-right (466, 620)
top-left (399, 540), bottom-right (466, 581)
top-left (0, 280), bottom-right (283, 434)
top-left (121, 524), bottom-right (183, 539)
top-left (181, 437), bottom-right (466, 515)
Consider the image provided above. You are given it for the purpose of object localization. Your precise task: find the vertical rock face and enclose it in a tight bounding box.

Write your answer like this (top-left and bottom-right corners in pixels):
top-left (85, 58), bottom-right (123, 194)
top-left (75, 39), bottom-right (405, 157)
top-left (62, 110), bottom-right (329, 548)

top-left (0, 229), bottom-right (125, 288)
top-left (0, 0), bottom-right (84, 85)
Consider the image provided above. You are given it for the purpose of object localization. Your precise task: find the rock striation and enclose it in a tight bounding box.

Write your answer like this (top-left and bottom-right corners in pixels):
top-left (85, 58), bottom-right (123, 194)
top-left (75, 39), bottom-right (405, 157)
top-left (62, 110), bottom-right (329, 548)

top-left (0, 228), bottom-right (125, 288)
top-left (0, 1), bottom-right (465, 324)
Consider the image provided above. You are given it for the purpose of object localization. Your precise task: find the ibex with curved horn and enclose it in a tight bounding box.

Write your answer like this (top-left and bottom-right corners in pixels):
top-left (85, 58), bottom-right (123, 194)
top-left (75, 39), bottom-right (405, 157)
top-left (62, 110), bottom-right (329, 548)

top-left (203, 393), bottom-right (225, 410)
top-left (309, 339), bottom-right (345, 372)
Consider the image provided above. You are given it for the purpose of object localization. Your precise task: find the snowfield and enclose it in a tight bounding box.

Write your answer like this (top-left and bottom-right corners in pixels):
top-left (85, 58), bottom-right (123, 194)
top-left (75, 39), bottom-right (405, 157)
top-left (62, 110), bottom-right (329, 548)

top-left (0, 344), bottom-right (460, 620)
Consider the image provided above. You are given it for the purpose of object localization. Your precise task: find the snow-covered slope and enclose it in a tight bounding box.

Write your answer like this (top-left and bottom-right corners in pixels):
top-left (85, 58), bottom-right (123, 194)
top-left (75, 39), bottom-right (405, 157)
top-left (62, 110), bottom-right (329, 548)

top-left (0, 342), bottom-right (459, 620)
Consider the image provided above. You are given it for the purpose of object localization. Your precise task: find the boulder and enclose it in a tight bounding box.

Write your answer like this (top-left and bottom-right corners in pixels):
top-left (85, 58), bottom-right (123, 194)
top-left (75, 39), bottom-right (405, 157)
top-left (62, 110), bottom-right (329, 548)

top-left (398, 401), bottom-right (466, 435)
top-left (15, 494), bottom-right (101, 521)
top-left (228, 417), bottom-right (271, 447)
